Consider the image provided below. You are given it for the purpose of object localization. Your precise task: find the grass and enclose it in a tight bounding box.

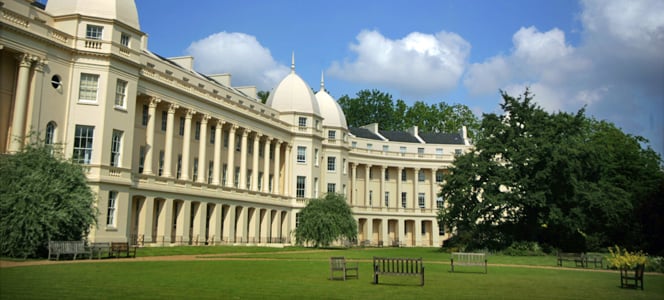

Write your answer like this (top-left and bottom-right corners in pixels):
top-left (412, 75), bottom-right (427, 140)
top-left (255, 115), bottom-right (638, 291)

top-left (1, 246), bottom-right (663, 299)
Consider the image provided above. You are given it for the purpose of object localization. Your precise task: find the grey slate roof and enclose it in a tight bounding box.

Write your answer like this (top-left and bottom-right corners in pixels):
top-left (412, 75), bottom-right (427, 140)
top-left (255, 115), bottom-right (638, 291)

top-left (419, 132), bottom-right (465, 145)
top-left (349, 128), bottom-right (383, 140)
top-left (378, 130), bottom-right (420, 143)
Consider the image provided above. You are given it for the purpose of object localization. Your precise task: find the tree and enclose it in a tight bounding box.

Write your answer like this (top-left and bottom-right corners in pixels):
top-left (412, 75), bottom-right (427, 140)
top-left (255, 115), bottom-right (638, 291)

top-left (440, 89), bottom-right (663, 252)
top-left (338, 89), bottom-right (399, 130)
top-left (0, 138), bottom-right (97, 258)
top-left (295, 193), bottom-right (357, 248)
top-left (257, 90), bottom-right (270, 104)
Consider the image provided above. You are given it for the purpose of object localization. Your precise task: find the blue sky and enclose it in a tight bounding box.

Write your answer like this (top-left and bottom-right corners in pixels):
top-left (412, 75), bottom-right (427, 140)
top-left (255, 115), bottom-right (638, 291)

top-left (135, 0), bottom-right (663, 156)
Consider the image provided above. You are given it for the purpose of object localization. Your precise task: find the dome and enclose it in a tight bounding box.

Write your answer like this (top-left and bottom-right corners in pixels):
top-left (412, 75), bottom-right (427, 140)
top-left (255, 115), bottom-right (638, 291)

top-left (46, 0), bottom-right (140, 30)
top-left (315, 74), bottom-right (348, 129)
top-left (266, 56), bottom-right (321, 117)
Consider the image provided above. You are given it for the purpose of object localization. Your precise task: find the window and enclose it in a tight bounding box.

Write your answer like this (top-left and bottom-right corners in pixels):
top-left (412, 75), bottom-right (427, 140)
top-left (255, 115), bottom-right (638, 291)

top-left (234, 167), bottom-right (240, 188)
top-left (192, 158), bottom-right (199, 181)
top-left (369, 191), bottom-right (373, 207)
top-left (297, 146), bottom-right (306, 163)
top-left (78, 73), bottom-right (99, 102)
top-left (296, 176), bottom-right (306, 198)
top-left (161, 111), bottom-right (167, 131)
top-left (73, 125), bottom-right (94, 164)
top-left (222, 164), bottom-right (227, 185)
top-left (400, 146), bottom-right (407, 155)
top-left (351, 141), bottom-right (357, 148)
top-left (107, 191), bottom-right (117, 227)
top-left (436, 148), bottom-right (443, 157)
top-left (436, 196), bottom-right (444, 209)
top-left (382, 145), bottom-right (389, 152)
top-left (209, 126), bottom-right (215, 144)
top-left (248, 138), bottom-right (253, 154)
top-left (86, 24), bottom-right (103, 40)
top-left (401, 169), bottom-right (407, 181)
top-left (327, 183), bottom-right (336, 193)
top-left (178, 117), bottom-right (185, 136)
top-left (259, 142), bottom-right (264, 157)
top-left (246, 171), bottom-right (252, 189)
top-left (298, 117), bottom-right (307, 127)
top-left (120, 33), bottom-right (130, 47)
top-left (314, 177), bottom-right (318, 198)
top-left (195, 122), bottom-right (201, 140)
top-left (176, 155), bottom-right (182, 179)
top-left (141, 104), bottom-right (149, 126)
top-left (401, 192), bottom-right (407, 208)
top-left (314, 149), bottom-right (319, 166)
top-left (269, 174), bottom-right (273, 192)
top-left (384, 168), bottom-right (390, 181)
top-left (327, 156), bottom-right (336, 171)
top-left (158, 151), bottom-right (164, 176)
top-left (258, 172), bottom-right (263, 190)
top-left (343, 184), bottom-right (347, 196)
top-left (418, 169), bottom-right (425, 182)
top-left (438, 221), bottom-right (445, 235)
top-left (455, 149), bottom-right (462, 156)
top-left (367, 143), bottom-right (373, 150)
top-left (384, 191), bottom-right (389, 207)
top-left (328, 130), bottom-right (336, 140)
top-left (418, 193), bottom-right (425, 208)
top-left (315, 119), bottom-right (320, 130)
top-left (110, 130), bottom-right (122, 167)
top-left (224, 131), bottom-right (229, 147)
top-left (139, 146), bottom-right (145, 173)
top-left (114, 79), bottom-right (127, 108)
top-left (235, 135), bottom-right (241, 151)
top-left (208, 161), bottom-right (214, 184)
top-left (418, 147), bottom-right (425, 157)
top-left (421, 221), bottom-right (427, 235)
top-left (45, 121), bottom-right (56, 145)
top-left (436, 171), bottom-right (443, 183)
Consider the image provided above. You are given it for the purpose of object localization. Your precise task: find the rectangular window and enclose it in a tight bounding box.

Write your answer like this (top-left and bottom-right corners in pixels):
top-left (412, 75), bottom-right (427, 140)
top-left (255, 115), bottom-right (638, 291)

top-left (436, 148), bottom-right (443, 158)
top-left (296, 176), bottom-right (306, 198)
top-left (400, 146), bottom-right (407, 155)
top-left (418, 147), bottom-right (425, 157)
top-left (120, 33), bottom-right (130, 47)
top-left (195, 122), bottom-right (201, 140)
top-left (313, 177), bottom-right (318, 198)
top-left (327, 183), bottom-right (336, 193)
top-left (439, 221), bottom-right (445, 235)
top-left (224, 131), bottom-right (229, 147)
top-left (235, 136), bottom-right (241, 152)
top-left (248, 138), bottom-right (253, 154)
top-left (297, 146), bottom-right (306, 163)
top-left (86, 24), bottom-right (103, 40)
top-left (418, 169), bottom-right (425, 182)
top-left (401, 169), bottom-right (407, 182)
top-left (369, 191), bottom-right (373, 207)
top-left (343, 159), bottom-right (347, 174)
top-left (78, 73), bottom-right (99, 102)
top-left (382, 145), bottom-right (389, 152)
top-left (192, 158), bottom-right (199, 181)
top-left (73, 125), bottom-right (94, 164)
top-left (179, 117), bottom-right (185, 136)
top-left (352, 141), bottom-right (357, 148)
top-left (418, 193), bottom-right (426, 208)
top-left (259, 142), bottom-right (264, 157)
top-left (110, 130), bottom-right (122, 167)
top-left (246, 170), bottom-right (252, 189)
top-left (269, 175), bottom-right (273, 192)
top-left (258, 172), bottom-right (264, 190)
top-left (139, 146), bottom-right (145, 173)
top-left (436, 171), bottom-right (444, 183)
top-left (401, 192), bottom-right (407, 208)
top-left (176, 155), bottom-right (182, 179)
top-left (384, 168), bottom-right (390, 181)
top-left (367, 143), bottom-right (373, 150)
top-left (455, 149), bottom-right (463, 156)
top-left (114, 79), bottom-right (127, 108)
top-left (234, 167), bottom-right (240, 188)
top-left (327, 156), bottom-right (336, 171)
top-left (384, 191), bottom-right (389, 207)
top-left (314, 149), bottom-right (319, 166)
top-left (298, 117), bottom-right (307, 127)
top-left (210, 126), bottom-right (216, 144)
top-left (421, 221), bottom-right (427, 235)
top-left (158, 151), bottom-right (164, 176)
top-left (161, 111), bottom-right (167, 131)
top-left (328, 130), bottom-right (336, 140)
top-left (141, 104), bottom-right (149, 126)
top-left (369, 168), bottom-right (373, 179)
top-left (106, 191), bottom-right (117, 227)
top-left (222, 164), bottom-right (227, 186)
top-left (437, 196), bottom-right (444, 209)
top-left (208, 161), bottom-right (214, 184)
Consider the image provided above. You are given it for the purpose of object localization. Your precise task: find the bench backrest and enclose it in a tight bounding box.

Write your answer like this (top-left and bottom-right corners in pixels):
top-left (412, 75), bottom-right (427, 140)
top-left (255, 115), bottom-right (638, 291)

top-left (330, 257), bottom-right (347, 269)
top-left (373, 257), bottom-right (423, 274)
top-left (452, 252), bottom-right (486, 263)
top-left (49, 241), bottom-right (86, 253)
top-left (111, 242), bottom-right (129, 250)
top-left (557, 252), bottom-right (584, 258)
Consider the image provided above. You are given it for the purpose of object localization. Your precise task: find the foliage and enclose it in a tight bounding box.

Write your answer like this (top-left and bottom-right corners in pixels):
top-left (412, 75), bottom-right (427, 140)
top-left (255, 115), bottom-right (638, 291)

top-left (502, 241), bottom-right (547, 256)
top-left (338, 89), bottom-right (480, 138)
top-left (294, 193), bottom-right (357, 248)
top-left (439, 88), bottom-right (663, 253)
top-left (606, 245), bottom-right (647, 269)
top-left (0, 138), bottom-right (97, 258)
top-left (257, 90), bottom-right (270, 104)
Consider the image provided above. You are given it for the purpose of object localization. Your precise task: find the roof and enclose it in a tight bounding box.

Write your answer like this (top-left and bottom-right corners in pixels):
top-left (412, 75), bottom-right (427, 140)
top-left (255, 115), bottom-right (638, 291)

top-left (419, 132), bottom-right (465, 145)
top-left (46, 0), bottom-right (141, 30)
top-left (349, 128), bottom-right (383, 140)
top-left (379, 130), bottom-right (420, 143)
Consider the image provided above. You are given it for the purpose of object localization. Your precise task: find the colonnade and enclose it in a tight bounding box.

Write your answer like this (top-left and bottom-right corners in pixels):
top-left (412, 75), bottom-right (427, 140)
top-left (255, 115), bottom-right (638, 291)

top-left (6, 53), bottom-right (47, 152)
top-left (356, 217), bottom-right (437, 247)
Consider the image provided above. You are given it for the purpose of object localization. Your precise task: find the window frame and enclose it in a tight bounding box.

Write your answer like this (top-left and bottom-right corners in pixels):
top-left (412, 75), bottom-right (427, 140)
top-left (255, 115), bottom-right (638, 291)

top-left (78, 73), bottom-right (99, 103)
top-left (297, 146), bottom-right (306, 163)
top-left (72, 125), bottom-right (94, 164)
top-left (114, 79), bottom-right (127, 108)
top-left (110, 130), bottom-right (122, 167)
top-left (296, 176), bottom-right (306, 198)
top-left (86, 24), bottom-right (103, 40)
top-left (327, 156), bottom-right (336, 172)
top-left (106, 191), bottom-right (117, 227)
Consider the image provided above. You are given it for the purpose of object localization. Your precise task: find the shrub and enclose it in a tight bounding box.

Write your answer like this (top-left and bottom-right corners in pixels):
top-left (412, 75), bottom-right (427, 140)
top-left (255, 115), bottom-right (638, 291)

top-left (606, 245), bottom-right (647, 269)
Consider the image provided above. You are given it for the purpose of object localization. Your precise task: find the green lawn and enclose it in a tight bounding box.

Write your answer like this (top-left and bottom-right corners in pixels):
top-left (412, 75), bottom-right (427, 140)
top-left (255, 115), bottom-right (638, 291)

top-left (1, 247), bottom-right (662, 299)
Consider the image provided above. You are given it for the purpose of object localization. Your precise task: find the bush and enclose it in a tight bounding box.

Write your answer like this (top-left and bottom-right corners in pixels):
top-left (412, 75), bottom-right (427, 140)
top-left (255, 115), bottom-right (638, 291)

top-left (606, 245), bottom-right (647, 269)
top-left (502, 241), bottom-right (547, 256)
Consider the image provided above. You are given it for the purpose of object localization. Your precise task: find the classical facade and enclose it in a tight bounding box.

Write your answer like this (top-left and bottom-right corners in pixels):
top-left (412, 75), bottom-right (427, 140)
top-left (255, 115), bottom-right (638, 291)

top-left (0, 0), bottom-right (471, 247)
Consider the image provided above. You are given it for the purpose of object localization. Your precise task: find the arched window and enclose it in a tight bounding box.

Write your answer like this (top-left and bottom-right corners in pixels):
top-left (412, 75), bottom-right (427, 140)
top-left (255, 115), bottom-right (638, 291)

top-left (45, 121), bottom-right (56, 145)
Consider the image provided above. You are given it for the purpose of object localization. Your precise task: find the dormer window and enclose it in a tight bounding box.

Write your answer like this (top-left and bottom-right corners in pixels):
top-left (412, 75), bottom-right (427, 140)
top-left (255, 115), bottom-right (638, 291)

top-left (86, 25), bottom-right (103, 40)
top-left (120, 33), bottom-right (130, 47)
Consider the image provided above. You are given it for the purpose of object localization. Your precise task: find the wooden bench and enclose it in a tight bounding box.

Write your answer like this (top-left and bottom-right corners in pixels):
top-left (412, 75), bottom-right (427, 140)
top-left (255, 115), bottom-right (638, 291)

top-left (109, 242), bottom-right (137, 258)
top-left (329, 257), bottom-right (359, 280)
top-left (373, 256), bottom-right (424, 286)
top-left (620, 264), bottom-right (644, 290)
top-left (585, 254), bottom-right (604, 268)
top-left (89, 242), bottom-right (110, 259)
top-left (557, 252), bottom-right (585, 267)
top-left (48, 241), bottom-right (90, 260)
top-left (451, 252), bottom-right (487, 273)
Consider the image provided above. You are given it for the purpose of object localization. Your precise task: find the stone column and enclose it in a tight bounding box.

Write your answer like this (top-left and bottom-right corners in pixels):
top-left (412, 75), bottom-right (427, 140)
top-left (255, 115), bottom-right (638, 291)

top-left (397, 167), bottom-right (403, 208)
top-left (139, 196), bottom-right (155, 243)
top-left (273, 140), bottom-right (282, 194)
top-left (25, 58), bottom-right (46, 134)
top-left (176, 201), bottom-right (191, 244)
top-left (209, 204), bottom-right (222, 244)
top-left (380, 166), bottom-right (386, 208)
top-left (225, 125), bottom-right (237, 188)
top-left (143, 98), bottom-right (161, 175)
top-left (239, 129), bottom-right (249, 189)
top-left (413, 168), bottom-right (420, 209)
top-left (8, 54), bottom-right (33, 152)
top-left (180, 109), bottom-right (194, 180)
top-left (262, 137), bottom-right (272, 193)
top-left (350, 163), bottom-right (357, 205)
top-left (365, 165), bottom-right (371, 207)
top-left (158, 198), bottom-right (174, 243)
top-left (223, 204), bottom-right (236, 243)
top-left (212, 120), bottom-right (224, 185)
top-left (284, 145), bottom-right (292, 196)
top-left (430, 168), bottom-right (438, 209)
top-left (197, 114), bottom-right (210, 183)
top-left (192, 202), bottom-right (207, 245)
top-left (251, 133), bottom-right (261, 191)
top-left (162, 104), bottom-right (179, 178)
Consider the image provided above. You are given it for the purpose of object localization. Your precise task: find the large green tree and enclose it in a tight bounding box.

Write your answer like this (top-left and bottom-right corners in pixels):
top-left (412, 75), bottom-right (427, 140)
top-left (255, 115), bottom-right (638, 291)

top-left (295, 193), bottom-right (357, 248)
top-left (440, 89), bottom-right (663, 252)
top-left (0, 140), bottom-right (97, 258)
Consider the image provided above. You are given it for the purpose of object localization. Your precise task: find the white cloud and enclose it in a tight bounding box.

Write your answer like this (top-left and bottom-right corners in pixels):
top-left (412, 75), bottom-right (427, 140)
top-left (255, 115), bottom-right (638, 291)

top-left (185, 32), bottom-right (289, 90)
top-left (328, 30), bottom-right (470, 97)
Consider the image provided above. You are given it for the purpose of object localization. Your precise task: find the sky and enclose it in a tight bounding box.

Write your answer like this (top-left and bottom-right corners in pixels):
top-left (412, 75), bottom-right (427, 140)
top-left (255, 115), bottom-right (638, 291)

top-left (134, 0), bottom-right (663, 157)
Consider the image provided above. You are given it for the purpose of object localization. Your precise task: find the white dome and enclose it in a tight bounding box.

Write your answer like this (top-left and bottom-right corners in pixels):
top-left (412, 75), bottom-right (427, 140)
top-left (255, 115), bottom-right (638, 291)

top-left (315, 86), bottom-right (348, 129)
top-left (267, 69), bottom-right (321, 117)
top-left (46, 0), bottom-right (140, 30)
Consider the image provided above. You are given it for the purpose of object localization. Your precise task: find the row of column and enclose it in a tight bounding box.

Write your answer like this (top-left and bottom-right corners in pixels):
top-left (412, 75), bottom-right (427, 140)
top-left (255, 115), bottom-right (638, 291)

top-left (134, 196), bottom-right (288, 245)
top-left (141, 97), bottom-right (292, 196)
top-left (8, 53), bottom-right (47, 152)
top-left (349, 163), bottom-right (440, 209)
top-left (358, 217), bottom-right (437, 247)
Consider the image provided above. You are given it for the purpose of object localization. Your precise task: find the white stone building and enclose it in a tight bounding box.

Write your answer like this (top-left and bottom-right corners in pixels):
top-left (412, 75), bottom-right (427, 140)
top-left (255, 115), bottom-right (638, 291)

top-left (0, 0), bottom-right (471, 247)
